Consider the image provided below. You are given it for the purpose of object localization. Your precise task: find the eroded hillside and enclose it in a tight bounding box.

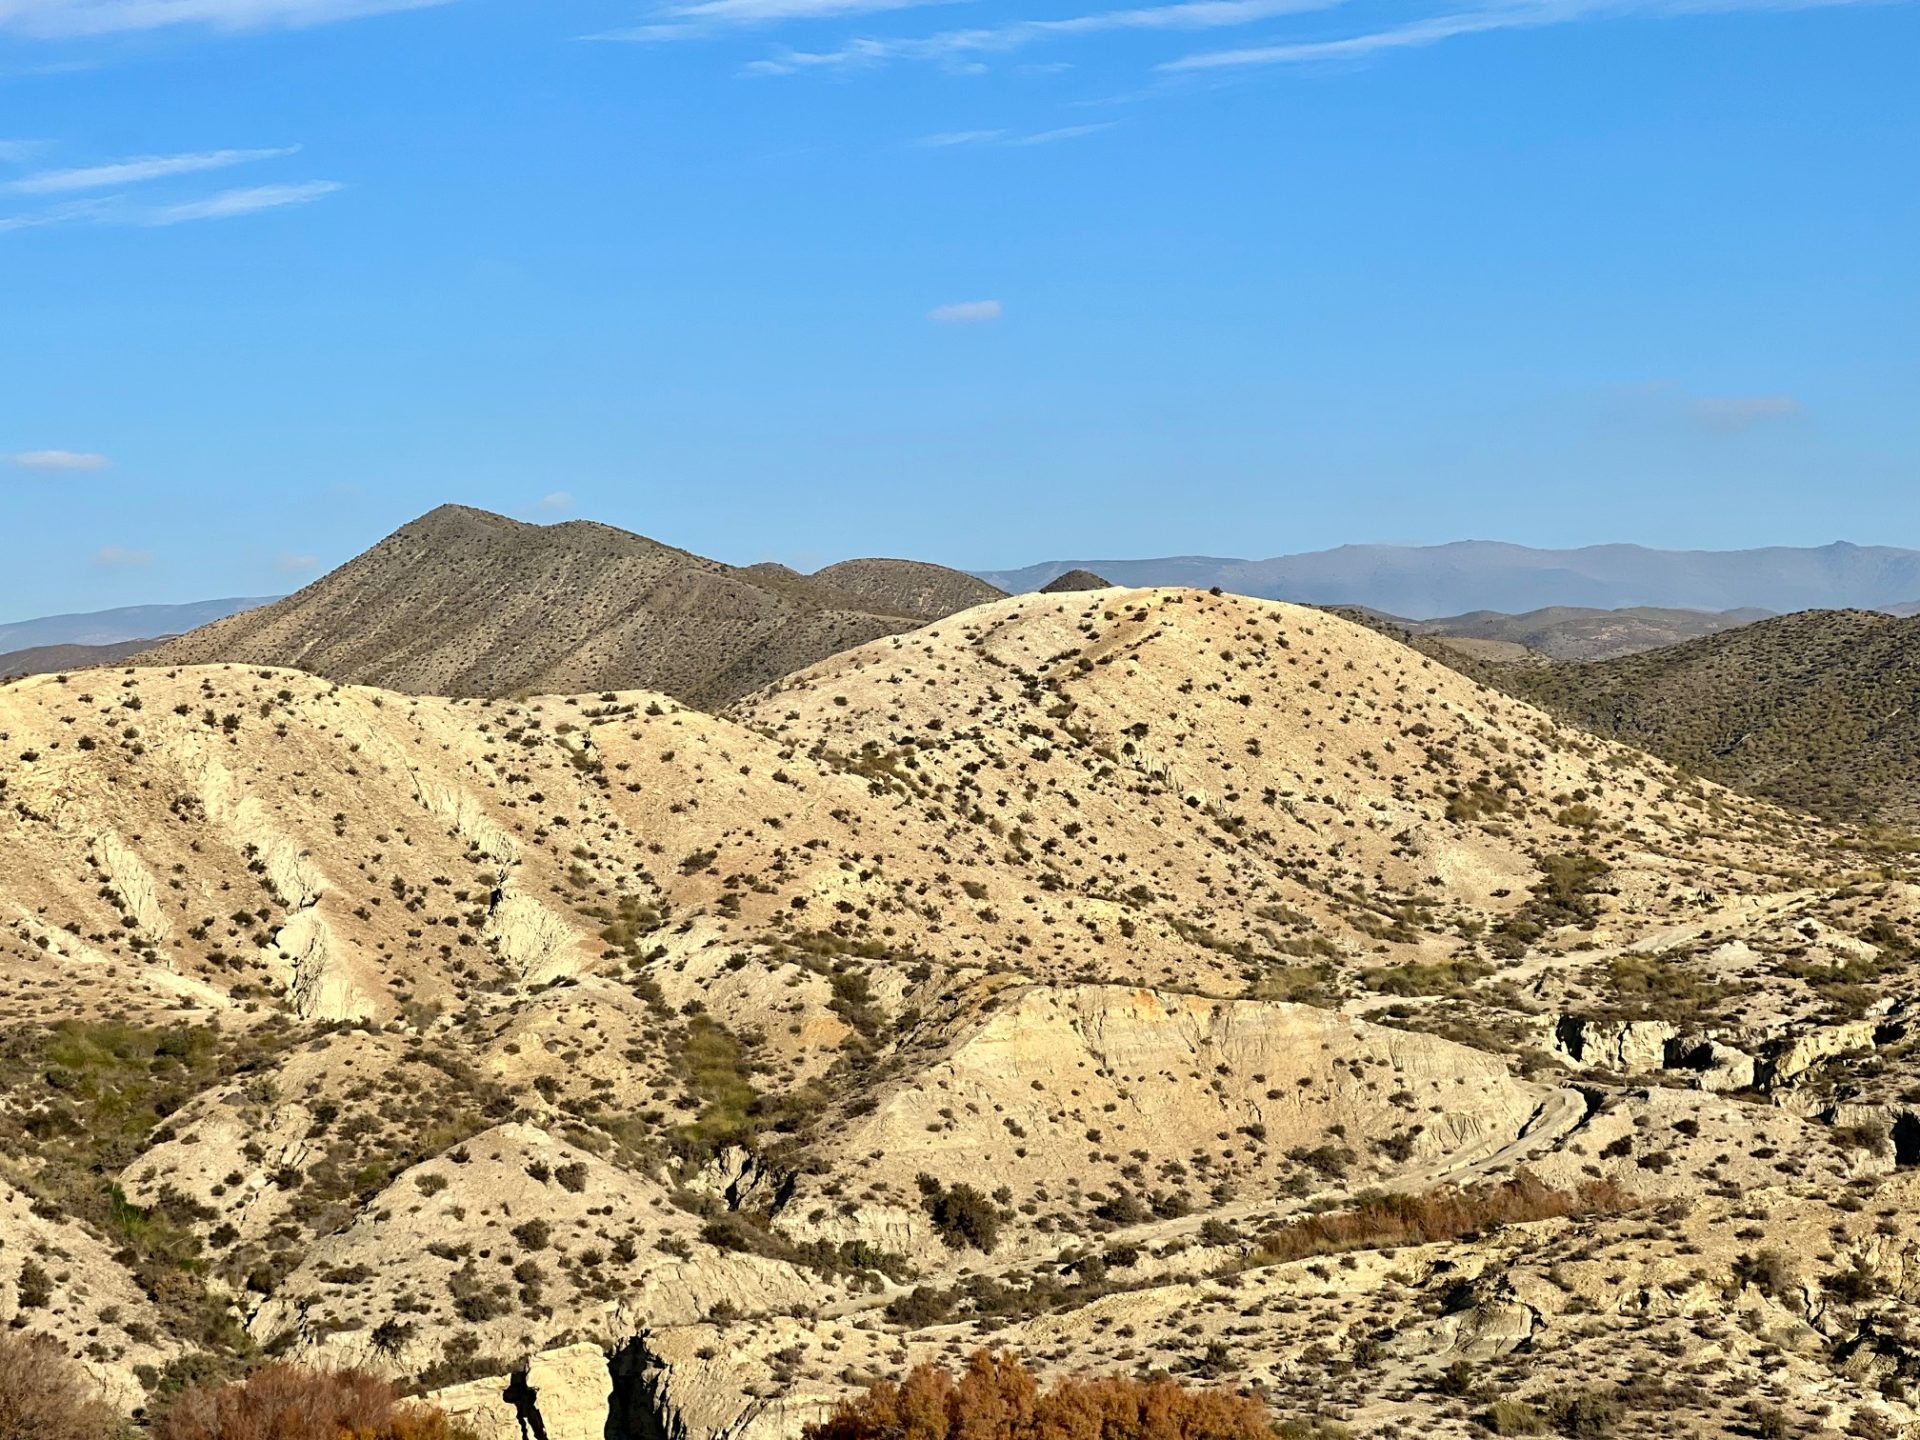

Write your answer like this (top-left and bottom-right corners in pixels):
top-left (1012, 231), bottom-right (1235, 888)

top-left (2, 589), bottom-right (1916, 1438)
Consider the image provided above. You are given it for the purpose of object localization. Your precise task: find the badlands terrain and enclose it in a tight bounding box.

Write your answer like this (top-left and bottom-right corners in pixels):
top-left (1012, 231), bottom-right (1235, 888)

top-left (1, 585), bottom-right (1916, 1438)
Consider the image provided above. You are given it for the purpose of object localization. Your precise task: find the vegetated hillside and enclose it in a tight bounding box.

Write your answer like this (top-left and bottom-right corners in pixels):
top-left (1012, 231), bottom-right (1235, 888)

top-left (1404, 605), bottom-right (1772, 661)
top-left (810, 559), bottom-right (1007, 621)
top-left (977, 540), bottom-right (1920, 615)
top-left (0, 596), bottom-right (277, 652)
top-left (0, 637), bottom-right (160, 680)
top-left (4, 589), bottom-right (1917, 1440)
top-left (137, 507), bottom-right (978, 708)
top-left (1497, 609), bottom-right (1920, 825)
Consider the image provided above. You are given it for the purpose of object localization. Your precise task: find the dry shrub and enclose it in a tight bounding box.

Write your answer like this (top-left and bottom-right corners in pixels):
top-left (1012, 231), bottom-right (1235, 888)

top-left (1252, 1171), bottom-right (1634, 1266)
top-left (155, 1364), bottom-right (471, 1440)
top-left (0, 1332), bottom-right (124, 1440)
top-left (805, 1350), bottom-right (1270, 1440)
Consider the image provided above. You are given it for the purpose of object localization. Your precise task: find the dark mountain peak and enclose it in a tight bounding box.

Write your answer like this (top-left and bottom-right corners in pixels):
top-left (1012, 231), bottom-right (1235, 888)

top-left (1040, 569), bottom-right (1115, 593)
top-left (136, 508), bottom-right (1000, 708)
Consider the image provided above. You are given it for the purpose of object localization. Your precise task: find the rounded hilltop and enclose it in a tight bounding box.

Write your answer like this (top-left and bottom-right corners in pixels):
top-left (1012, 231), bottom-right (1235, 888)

top-left (1038, 568), bottom-right (1114, 593)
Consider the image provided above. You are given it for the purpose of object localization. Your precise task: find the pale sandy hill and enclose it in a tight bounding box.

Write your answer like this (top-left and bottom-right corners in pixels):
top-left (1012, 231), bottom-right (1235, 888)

top-left (2, 587), bottom-right (1916, 1437)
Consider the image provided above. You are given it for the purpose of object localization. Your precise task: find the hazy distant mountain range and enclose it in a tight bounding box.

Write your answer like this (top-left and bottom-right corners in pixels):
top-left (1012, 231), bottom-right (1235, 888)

top-left (974, 541), bottom-right (1920, 617)
top-left (0, 596), bottom-right (278, 653)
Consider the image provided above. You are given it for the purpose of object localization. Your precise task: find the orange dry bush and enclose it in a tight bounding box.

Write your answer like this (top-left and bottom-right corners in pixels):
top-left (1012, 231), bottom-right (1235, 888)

top-left (1252, 1171), bottom-right (1633, 1266)
top-left (0, 1332), bottom-right (123, 1440)
top-left (805, 1350), bottom-right (1270, 1440)
top-left (155, 1364), bottom-right (471, 1440)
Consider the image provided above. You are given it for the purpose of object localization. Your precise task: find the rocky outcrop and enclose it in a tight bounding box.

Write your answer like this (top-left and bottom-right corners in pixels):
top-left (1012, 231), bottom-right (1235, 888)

top-left (432, 1343), bottom-right (614, 1440)
top-left (1551, 1017), bottom-right (1678, 1074)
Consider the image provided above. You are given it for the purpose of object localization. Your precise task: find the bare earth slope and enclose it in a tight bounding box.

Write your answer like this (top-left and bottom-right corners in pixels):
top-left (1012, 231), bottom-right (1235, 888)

top-left (137, 506), bottom-right (939, 708)
top-left (810, 559), bottom-right (1007, 621)
top-left (4, 589), bottom-right (1917, 1439)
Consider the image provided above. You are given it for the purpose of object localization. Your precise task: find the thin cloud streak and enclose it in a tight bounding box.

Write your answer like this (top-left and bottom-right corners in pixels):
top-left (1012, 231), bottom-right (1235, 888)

top-left (0, 0), bottom-right (455, 39)
top-left (1161, 0), bottom-right (1878, 70)
top-left (594, 0), bottom-right (947, 39)
top-left (741, 0), bottom-right (1345, 70)
top-left (914, 122), bottom-right (1115, 146)
top-left (8, 449), bottom-right (111, 471)
top-left (2, 180), bottom-right (342, 234)
top-left (915, 129), bottom-right (1010, 146)
top-left (136, 181), bottom-right (344, 225)
top-left (1689, 393), bottom-right (1805, 433)
top-left (0, 196), bottom-right (113, 233)
top-left (1007, 121), bottom-right (1115, 143)
top-left (929, 298), bottom-right (1002, 323)
top-left (6, 147), bottom-right (297, 196)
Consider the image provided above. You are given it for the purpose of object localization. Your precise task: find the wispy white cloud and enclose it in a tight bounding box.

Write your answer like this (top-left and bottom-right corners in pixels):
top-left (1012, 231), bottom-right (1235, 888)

top-left (0, 0), bottom-right (455, 40)
top-left (93, 543), bottom-right (153, 568)
top-left (1, 179), bottom-right (342, 233)
top-left (915, 129), bottom-right (1011, 147)
top-left (1008, 121), bottom-right (1115, 144)
top-left (538, 491), bottom-right (575, 514)
top-left (0, 196), bottom-right (114, 233)
top-left (914, 122), bottom-right (1115, 146)
top-left (594, 0), bottom-right (943, 39)
top-left (1161, 4), bottom-right (1577, 68)
top-left (135, 180), bottom-right (343, 225)
top-left (1688, 393), bottom-right (1804, 433)
top-left (0, 139), bottom-right (49, 165)
top-left (6, 146), bottom-right (297, 196)
top-left (1160, 0), bottom-right (1876, 71)
top-left (929, 298), bottom-right (1002, 323)
top-left (739, 0), bottom-right (1344, 70)
top-left (275, 552), bottom-right (322, 574)
top-left (8, 449), bottom-right (111, 471)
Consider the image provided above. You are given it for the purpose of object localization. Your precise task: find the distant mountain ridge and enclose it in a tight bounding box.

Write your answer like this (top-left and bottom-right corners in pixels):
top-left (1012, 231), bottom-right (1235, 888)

top-left (974, 541), bottom-right (1920, 617)
top-left (0, 596), bottom-right (278, 652)
top-left (0, 637), bottom-right (163, 681)
top-left (137, 506), bottom-right (999, 707)
top-left (1400, 604), bottom-right (1775, 661)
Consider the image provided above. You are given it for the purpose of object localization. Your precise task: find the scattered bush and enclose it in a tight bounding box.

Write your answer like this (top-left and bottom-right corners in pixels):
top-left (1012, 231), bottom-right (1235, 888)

top-left (917, 1175), bottom-right (1001, 1252)
top-left (1249, 1172), bottom-right (1633, 1266)
top-left (805, 1350), bottom-right (1270, 1440)
top-left (0, 1332), bottom-right (125, 1440)
top-left (155, 1364), bottom-right (475, 1440)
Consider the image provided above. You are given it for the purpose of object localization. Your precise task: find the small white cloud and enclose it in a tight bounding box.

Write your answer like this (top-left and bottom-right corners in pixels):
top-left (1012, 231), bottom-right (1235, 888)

top-left (538, 491), bottom-right (575, 514)
top-left (275, 552), bottom-right (321, 575)
top-left (1688, 394), bottom-right (1804, 433)
top-left (137, 181), bottom-right (343, 227)
top-left (93, 544), bottom-right (153, 568)
top-left (6, 146), bottom-right (297, 196)
top-left (929, 299), bottom-right (1003, 324)
top-left (9, 448), bottom-right (110, 470)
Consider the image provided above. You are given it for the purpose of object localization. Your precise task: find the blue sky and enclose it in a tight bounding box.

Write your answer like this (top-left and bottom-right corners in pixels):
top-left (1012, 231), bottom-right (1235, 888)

top-left (1, 0), bottom-right (1914, 620)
